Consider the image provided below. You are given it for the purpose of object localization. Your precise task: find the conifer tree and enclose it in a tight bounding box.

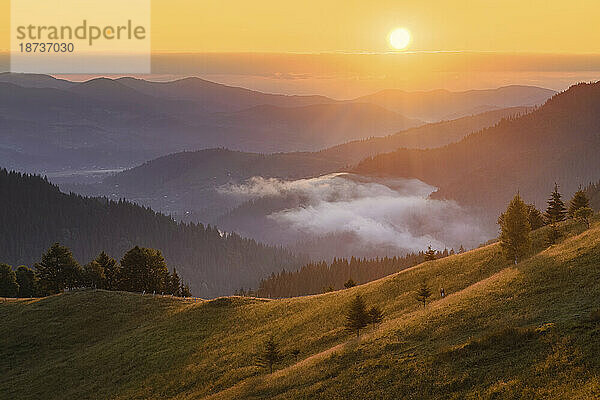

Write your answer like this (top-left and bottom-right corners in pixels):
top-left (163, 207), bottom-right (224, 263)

top-left (35, 243), bottom-right (83, 294)
top-left (368, 306), bottom-right (384, 326)
top-left (415, 280), bottom-right (432, 307)
top-left (257, 335), bottom-right (281, 374)
top-left (569, 189), bottom-right (590, 218)
top-left (499, 194), bottom-right (531, 264)
top-left (345, 294), bottom-right (370, 338)
top-left (0, 263), bottom-right (19, 297)
top-left (545, 184), bottom-right (567, 223)
top-left (424, 245), bottom-right (437, 261)
top-left (170, 268), bottom-right (182, 296)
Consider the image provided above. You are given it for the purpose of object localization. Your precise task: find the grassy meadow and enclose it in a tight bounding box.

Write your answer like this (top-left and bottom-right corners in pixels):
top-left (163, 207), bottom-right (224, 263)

top-left (1, 218), bottom-right (599, 399)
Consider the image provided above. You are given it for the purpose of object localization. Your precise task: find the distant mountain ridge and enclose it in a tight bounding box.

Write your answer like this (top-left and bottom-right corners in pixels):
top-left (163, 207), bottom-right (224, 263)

top-left (351, 85), bottom-right (555, 121)
top-left (0, 74), bottom-right (422, 171)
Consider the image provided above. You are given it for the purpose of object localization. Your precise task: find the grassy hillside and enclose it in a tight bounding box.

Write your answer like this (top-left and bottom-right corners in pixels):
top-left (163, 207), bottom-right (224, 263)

top-left (2, 218), bottom-right (599, 399)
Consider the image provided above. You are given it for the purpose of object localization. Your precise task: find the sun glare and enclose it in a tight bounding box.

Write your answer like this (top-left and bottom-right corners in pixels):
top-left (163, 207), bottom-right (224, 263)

top-left (389, 27), bottom-right (411, 50)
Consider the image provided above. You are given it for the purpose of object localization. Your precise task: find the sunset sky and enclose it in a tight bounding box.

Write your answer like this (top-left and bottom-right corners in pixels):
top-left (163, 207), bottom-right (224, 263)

top-left (1, 0), bottom-right (600, 96)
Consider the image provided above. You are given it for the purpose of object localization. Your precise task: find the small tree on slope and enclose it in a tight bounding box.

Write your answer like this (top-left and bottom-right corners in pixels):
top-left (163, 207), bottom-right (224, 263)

top-left (545, 184), bottom-right (567, 224)
top-left (257, 335), bottom-right (281, 374)
top-left (345, 294), bottom-right (370, 338)
top-left (569, 188), bottom-right (590, 218)
top-left (500, 194), bottom-right (532, 264)
top-left (416, 280), bottom-right (432, 307)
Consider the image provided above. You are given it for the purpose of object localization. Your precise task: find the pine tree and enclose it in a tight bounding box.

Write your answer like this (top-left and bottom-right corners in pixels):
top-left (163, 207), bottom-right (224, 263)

top-left (0, 263), bottom-right (19, 297)
top-left (415, 280), bottom-right (432, 307)
top-left (344, 278), bottom-right (356, 289)
top-left (257, 335), bottom-right (281, 374)
top-left (569, 189), bottom-right (590, 218)
top-left (35, 243), bottom-right (83, 294)
top-left (424, 246), bottom-right (437, 261)
top-left (499, 194), bottom-right (531, 264)
top-left (170, 268), bottom-right (182, 296)
top-left (368, 306), bottom-right (384, 326)
top-left (545, 184), bottom-right (567, 223)
top-left (345, 294), bottom-right (370, 338)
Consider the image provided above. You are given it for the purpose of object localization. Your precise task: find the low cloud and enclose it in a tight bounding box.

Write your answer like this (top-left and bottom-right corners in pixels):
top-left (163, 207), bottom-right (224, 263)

top-left (219, 173), bottom-right (493, 254)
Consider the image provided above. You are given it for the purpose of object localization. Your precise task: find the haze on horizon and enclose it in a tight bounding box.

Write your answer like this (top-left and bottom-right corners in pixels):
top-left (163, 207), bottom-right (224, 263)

top-left (2, 0), bottom-right (600, 96)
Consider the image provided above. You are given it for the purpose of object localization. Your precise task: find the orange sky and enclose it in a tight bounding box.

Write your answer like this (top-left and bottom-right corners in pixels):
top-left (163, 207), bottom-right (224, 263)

top-left (2, 0), bottom-right (599, 53)
top-left (2, 0), bottom-right (599, 96)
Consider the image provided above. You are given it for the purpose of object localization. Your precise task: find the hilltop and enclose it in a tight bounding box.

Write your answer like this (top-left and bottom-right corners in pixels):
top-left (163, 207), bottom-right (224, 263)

top-left (2, 216), bottom-right (599, 399)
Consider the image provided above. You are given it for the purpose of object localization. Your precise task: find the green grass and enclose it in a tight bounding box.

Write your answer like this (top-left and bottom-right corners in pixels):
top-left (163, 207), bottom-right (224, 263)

top-left (1, 218), bottom-right (599, 399)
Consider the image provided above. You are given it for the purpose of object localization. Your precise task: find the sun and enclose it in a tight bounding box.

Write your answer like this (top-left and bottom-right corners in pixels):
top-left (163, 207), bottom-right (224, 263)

top-left (389, 28), bottom-right (411, 50)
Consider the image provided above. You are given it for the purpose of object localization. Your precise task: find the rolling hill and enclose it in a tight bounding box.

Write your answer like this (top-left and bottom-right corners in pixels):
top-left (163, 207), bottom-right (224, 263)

top-left (354, 82), bottom-right (600, 219)
top-left (0, 169), bottom-right (304, 297)
top-left (1, 216), bottom-right (598, 399)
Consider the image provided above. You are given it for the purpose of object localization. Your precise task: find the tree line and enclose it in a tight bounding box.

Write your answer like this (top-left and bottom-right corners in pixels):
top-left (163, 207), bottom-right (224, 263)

top-left (252, 248), bottom-right (457, 298)
top-left (499, 184), bottom-right (594, 264)
top-left (0, 242), bottom-right (191, 298)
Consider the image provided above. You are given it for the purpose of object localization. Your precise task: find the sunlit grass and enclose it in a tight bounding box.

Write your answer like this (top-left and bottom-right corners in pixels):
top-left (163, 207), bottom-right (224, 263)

top-left (1, 218), bottom-right (599, 399)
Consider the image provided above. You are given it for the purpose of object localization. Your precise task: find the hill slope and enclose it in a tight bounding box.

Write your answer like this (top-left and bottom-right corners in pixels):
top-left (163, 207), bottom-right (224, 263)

top-left (2, 218), bottom-right (598, 399)
top-left (354, 82), bottom-right (600, 218)
top-left (0, 169), bottom-right (303, 297)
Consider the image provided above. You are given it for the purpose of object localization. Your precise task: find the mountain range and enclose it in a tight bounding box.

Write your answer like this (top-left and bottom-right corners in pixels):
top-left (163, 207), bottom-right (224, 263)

top-left (0, 73), bottom-right (554, 174)
top-left (354, 82), bottom-right (600, 218)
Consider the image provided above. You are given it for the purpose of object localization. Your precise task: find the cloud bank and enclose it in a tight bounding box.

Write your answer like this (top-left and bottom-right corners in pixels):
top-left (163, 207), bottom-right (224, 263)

top-left (219, 173), bottom-right (493, 255)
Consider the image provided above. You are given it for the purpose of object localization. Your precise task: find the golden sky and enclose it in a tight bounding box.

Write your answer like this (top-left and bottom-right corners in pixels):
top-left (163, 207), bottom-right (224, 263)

top-left (1, 0), bottom-right (599, 53)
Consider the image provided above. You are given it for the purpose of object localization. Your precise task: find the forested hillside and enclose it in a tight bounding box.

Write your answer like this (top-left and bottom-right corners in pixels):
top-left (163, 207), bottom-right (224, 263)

top-left (0, 169), bottom-right (304, 297)
top-left (354, 82), bottom-right (600, 217)
top-left (256, 252), bottom-right (437, 298)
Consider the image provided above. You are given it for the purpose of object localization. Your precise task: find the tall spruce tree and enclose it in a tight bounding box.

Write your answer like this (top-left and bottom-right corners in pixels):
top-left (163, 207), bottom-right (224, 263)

top-left (500, 194), bottom-right (532, 264)
top-left (0, 263), bottom-right (19, 297)
top-left (345, 294), bottom-right (370, 338)
top-left (35, 243), bottom-right (83, 294)
top-left (545, 184), bottom-right (567, 223)
top-left (569, 188), bottom-right (590, 218)
top-left (169, 268), bottom-right (182, 296)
